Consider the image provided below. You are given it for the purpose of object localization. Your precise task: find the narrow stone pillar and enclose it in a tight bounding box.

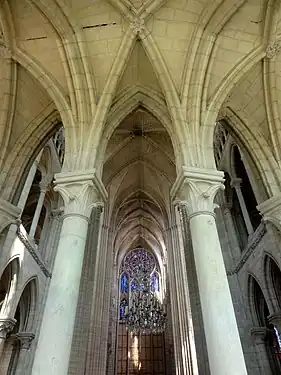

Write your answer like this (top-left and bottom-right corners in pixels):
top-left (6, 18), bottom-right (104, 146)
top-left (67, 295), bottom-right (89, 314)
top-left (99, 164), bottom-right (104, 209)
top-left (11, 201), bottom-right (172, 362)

top-left (176, 202), bottom-right (208, 375)
top-left (164, 225), bottom-right (185, 375)
top-left (0, 318), bottom-right (16, 360)
top-left (31, 171), bottom-right (107, 375)
top-left (250, 327), bottom-right (272, 374)
top-left (170, 207), bottom-right (198, 375)
top-left (17, 151), bottom-right (43, 211)
top-left (29, 182), bottom-right (49, 239)
top-left (231, 178), bottom-right (253, 235)
top-left (221, 202), bottom-right (241, 262)
top-left (171, 167), bottom-right (248, 375)
top-left (42, 208), bottom-right (63, 268)
top-left (14, 332), bottom-right (35, 375)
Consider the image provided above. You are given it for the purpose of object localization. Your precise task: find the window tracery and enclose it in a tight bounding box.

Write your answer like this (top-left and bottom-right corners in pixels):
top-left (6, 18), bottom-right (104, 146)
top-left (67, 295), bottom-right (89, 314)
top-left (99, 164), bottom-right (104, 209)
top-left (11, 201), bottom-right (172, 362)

top-left (119, 248), bottom-right (161, 322)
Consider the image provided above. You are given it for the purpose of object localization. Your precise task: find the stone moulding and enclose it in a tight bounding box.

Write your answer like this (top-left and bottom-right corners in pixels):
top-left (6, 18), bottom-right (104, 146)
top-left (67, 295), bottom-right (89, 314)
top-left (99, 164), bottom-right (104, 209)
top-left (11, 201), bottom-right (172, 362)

top-left (227, 222), bottom-right (266, 276)
top-left (16, 226), bottom-right (51, 278)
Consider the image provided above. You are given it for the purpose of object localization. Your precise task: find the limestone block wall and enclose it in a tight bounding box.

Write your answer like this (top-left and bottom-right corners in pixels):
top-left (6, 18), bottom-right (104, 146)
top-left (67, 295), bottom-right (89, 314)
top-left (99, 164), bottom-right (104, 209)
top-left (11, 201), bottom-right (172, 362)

top-left (217, 205), bottom-right (281, 375)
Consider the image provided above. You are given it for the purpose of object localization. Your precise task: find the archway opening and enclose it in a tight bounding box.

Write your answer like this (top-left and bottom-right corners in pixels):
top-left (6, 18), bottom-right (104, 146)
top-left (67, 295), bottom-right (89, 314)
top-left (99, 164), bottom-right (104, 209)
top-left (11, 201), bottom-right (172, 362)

top-left (102, 107), bottom-right (177, 375)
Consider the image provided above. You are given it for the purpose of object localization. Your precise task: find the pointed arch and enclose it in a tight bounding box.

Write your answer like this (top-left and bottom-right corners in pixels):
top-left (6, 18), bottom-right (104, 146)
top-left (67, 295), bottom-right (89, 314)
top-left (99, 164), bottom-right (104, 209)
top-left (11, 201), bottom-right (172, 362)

top-left (264, 254), bottom-right (281, 312)
top-left (0, 257), bottom-right (20, 317)
top-left (17, 276), bottom-right (38, 332)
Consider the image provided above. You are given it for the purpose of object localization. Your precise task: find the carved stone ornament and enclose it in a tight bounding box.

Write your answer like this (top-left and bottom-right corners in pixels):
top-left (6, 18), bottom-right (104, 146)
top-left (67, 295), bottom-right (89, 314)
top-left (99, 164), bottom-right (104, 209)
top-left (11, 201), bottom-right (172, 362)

top-left (0, 318), bottom-right (17, 339)
top-left (268, 312), bottom-right (281, 331)
top-left (130, 17), bottom-right (145, 35)
top-left (171, 167), bottom-right (224, 218)
top-left (0, 198), bottom-right (21, 233)
top-left (266, 39), bottom-right (281, 60)
top-left (16, 332), bottom-right (35, 350)
top-left (54, 170), bottom-right (107, 219)
top-left (0, 43), bottom-right (12, 59)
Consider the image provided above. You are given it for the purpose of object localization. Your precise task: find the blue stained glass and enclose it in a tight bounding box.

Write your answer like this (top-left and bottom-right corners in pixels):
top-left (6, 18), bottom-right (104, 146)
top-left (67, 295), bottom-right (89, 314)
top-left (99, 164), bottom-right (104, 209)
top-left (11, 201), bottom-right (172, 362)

top-left (120, 273), bottom-right (129, 293)
top-left (152, 273), bottom-right (159, 292)
top-left (131, 279), bottom-right (139, 293)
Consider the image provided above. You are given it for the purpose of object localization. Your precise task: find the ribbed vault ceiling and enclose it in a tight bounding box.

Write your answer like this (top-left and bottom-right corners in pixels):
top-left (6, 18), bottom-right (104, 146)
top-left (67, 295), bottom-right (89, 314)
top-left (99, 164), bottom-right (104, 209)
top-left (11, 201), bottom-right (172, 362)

top-left (102, 108), bottom-right (176, 261)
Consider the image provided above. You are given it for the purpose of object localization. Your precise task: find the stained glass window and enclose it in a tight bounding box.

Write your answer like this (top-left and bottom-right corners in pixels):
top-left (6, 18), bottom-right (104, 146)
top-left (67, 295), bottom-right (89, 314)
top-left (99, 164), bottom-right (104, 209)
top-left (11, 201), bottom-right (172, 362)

top-left (119, 248), bottom-right (161, 320)
top-left (152, 273), bottom-right (160, 292)
top-left (121, 273), bottom-right (129, 293)
top-left (117, 248), bottom-right (165, 375)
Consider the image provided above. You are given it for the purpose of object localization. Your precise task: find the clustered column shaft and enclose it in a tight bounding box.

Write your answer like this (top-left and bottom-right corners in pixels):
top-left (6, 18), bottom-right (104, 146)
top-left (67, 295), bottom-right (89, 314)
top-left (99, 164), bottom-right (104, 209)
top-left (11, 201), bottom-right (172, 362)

top-left (171, 167), bottom-right (248, 375)
top-left (31, 171), bottom-right (106, 375)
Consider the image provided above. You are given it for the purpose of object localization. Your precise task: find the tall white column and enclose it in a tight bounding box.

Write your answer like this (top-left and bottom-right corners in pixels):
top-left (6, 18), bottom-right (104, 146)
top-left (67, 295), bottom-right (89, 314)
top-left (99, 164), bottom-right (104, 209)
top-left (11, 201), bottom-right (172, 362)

top-left (29, 182), bottom-right (49, 240)
top-left (31, 170), bottom-right (107, 375)
top-left (171, 167), bottom-right (248, 375)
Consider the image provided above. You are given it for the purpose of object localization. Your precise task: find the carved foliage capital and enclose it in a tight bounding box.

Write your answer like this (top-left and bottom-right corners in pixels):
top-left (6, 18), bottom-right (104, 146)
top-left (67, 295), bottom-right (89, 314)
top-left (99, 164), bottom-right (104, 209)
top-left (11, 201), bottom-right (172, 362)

top-left (266, 39), bottom-right (281, 60)
top-left (16, 332), bottom-right (35, 350)
top-left (0, 318), bottom-right (16, 338)
top-left (268, 312), bottom-right (281, 329)
top-left (54, 171), bottom-right (106, 219)
top-left (172, 167), bottom-right (224, 218)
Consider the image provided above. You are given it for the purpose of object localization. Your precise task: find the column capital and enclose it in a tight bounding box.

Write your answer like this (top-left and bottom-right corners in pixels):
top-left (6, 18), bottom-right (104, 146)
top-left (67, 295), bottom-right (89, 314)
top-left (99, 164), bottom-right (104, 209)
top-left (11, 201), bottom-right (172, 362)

top-left (171, 167), bottom-right (224, 218)
top-left (0, 199), bottom-right (21, 233)
top-left (250, 327), bottom-right (269, 344)
top-left (268, 312), bottom-right (281, 329)
top-left (54, 170), bottom-right (107, 220)
top-left (257, 195), bottom-right (281, 232)
top-left (15, 332), bottom-right (35, 350)
top-left (0, 318), bottom-right (16, 338)
top-left (230, 177), bottom-right (242, 188)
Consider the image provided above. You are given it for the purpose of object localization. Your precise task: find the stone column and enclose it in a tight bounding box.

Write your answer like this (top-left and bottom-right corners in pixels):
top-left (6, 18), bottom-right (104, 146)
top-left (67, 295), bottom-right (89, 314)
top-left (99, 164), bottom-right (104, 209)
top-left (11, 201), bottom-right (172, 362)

top-left (14, 332), bottom-right (35, 375)
top-left (41, 208), bottom-right (63, 268)
top-left (170, 207), bottom-right (198, 375)
top-left (164, 225), bottom-right (184, 375)
top-left (250, 327), bottom-right (272, 374)
top-left (31, 171), bottom-right (107, 375)
top-left (231, 178), bottom-right (253, 235)
top-left (17, 151), bottom-right (43, 211)
top-left (0, 318), bottom-right (16, 360)
top-left (29, 181), bottom-right (49, 240)
top-left (68, 205), bottom-right (103, 375)
top-left (171, 167), bottom-right (248, 375)
top-left (221, 202), bottom-right (241, 262)
top-left (176, 202), bottom-right (209, 375)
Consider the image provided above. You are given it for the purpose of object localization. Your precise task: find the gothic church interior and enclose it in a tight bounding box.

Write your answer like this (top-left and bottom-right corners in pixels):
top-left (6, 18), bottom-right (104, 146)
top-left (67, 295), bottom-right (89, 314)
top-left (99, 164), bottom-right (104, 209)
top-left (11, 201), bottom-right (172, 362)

top-left (1, 1), bottom-right (281, 374)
